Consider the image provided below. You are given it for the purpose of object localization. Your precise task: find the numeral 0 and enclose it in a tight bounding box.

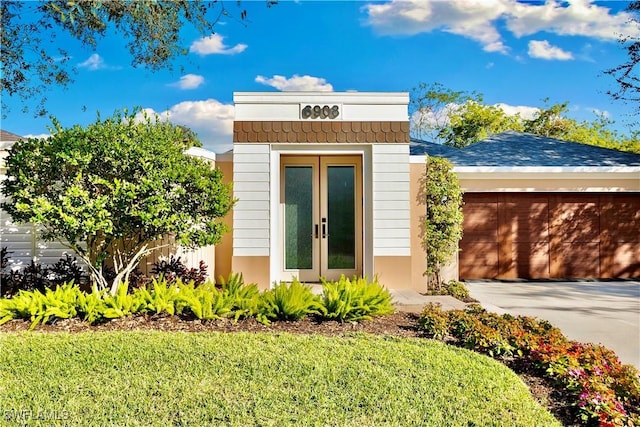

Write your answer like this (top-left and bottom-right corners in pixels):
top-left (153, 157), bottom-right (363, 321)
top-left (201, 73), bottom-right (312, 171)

top-left (301, 105), bottom-right (339, 119)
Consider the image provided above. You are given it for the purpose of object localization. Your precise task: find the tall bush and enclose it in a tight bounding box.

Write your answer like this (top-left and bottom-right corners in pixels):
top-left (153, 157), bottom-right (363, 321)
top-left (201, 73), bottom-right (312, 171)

top-left (1, 110), bottom-right (234, 294)
top-left (422, 156), bottom-right (463, 289)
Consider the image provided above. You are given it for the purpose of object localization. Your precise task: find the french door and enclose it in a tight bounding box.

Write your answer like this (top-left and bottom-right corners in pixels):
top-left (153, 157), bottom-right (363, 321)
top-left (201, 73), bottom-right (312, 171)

top-left (280, 156), bottom-right (362, 282)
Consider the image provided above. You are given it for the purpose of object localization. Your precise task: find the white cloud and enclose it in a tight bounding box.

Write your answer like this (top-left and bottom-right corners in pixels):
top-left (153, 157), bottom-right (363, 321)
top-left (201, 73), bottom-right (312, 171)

top-left (138, 99), bottom-right (235, 152)
top-left (363, 0), bottom-right (640, 54)
top-left (22, 133), bottom-right (51, 139)
top-left (170, 74), bottom-right (205, 90)
top-left (364, 0), bottom-right (509, 53)
top-left (528, 40), bottom-right (574, 60)
top-left (576, 42), bottom-right (596, 62)
top-left (590, 108), bottom-right (611, 119)
top-left (255, 74), bottom-right (333, 91)
top-left (494, 103), bottom-right (540, 120)
top-left (78, 53), bottom-right (108, 70)
top-left (189, 34), bottom-right (247, 55)
top-left (410, 103), bottom-right (461, 141)
top-left (507, 0), bottom-right (639, 40)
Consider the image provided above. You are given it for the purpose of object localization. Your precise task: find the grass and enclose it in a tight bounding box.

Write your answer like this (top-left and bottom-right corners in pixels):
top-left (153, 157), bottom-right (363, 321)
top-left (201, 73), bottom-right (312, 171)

top-left (0, 332), bottom-right (559, 426)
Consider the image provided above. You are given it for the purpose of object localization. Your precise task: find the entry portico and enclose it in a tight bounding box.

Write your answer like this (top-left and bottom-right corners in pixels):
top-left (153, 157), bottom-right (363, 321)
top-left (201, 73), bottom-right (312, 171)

top-left (220, 92), bottom-right (421, 289)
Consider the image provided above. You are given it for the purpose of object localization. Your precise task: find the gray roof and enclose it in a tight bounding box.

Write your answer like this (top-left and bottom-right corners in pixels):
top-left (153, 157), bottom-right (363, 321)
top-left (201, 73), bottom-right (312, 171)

top-left (0, 130), bottom-right (22, 141)
top-left (410, 139), bottom-right (460, 157)
top-left (411, 131), bottom-right (640, 167)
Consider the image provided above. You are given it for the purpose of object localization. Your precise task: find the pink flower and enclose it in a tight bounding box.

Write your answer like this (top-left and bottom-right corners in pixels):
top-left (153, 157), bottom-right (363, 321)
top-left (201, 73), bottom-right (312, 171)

top-left (568, 368), bottom-right (584, 378)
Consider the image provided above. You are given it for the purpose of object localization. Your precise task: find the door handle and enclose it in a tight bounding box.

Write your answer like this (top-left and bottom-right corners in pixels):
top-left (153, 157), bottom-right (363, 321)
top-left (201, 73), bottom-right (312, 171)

top-left (314, 224), bottom-right (319, 239)
top-left (322, 223), bottom-right (327, 239)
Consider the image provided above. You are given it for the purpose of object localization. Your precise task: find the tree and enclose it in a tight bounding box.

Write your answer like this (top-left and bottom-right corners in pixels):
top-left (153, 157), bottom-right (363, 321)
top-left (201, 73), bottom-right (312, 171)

top-left (1, 0), bottom-right (276, 117)
top-left (410, 82), bottom-right (479, 142)
top-left (421, 157), bottom-right (463, 289)
top-left (1, 110), bottom-right (234, 293)
top-left (411, 82), bottom-right (640, 153)
top-left (605, 1), bottom-right (640, 111)
top-left (439, 100), bottom-right (524, 148)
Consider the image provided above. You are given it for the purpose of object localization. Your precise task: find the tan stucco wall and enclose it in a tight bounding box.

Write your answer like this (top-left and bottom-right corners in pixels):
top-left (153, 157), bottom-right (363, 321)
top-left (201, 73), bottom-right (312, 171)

top-left (459, 177), bottom-right (640, 193)
top-left (373, 256), bottom-right (413, 290)
top-left (409, 163), bottom-right (460, 289)
top-left (232, 256), bottom-right (271, 290)
top-left (409, 163), bottom-right (428, 291)
top-left (215, 160), bottom-right (234, 283)
top-left (214, 156), bottom-right (273, 289)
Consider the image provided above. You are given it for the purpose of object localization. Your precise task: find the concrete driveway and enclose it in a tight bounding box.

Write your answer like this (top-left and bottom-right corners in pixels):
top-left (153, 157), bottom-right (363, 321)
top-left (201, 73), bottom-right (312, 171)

top-left (465, 280), bottom-right (640, 368)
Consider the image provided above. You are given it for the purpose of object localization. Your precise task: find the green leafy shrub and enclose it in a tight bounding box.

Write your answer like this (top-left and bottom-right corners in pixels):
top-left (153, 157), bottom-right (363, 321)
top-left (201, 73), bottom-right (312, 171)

top-left (257, 279), bottom-right (324, 324)
top-left (174, 281), bottom-right (234, 320)
top-left (424, 280), bottom-right (475, 302)
top-left (418, 304), bottom-right (640, 426)
top-left (0, 283), bottom-right (81, 329)
top-left (220, 272), bottom-right (260, 320)
top-left (444, 280), bottom-right (471, 301)
top-left (2, 112), bottom-right (234, 294)
top-left (320, 275), bottom-right (394, 322)
top-left (418, 303), bottom-right (450, 339)
top-left (135, 278), bottom-right (183, 316)
top-left (421, 157), bottom-right (463, 289)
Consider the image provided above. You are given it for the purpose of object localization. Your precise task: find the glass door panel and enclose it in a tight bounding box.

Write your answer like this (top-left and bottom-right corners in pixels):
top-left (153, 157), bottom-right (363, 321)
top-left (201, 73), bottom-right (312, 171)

top-left (327, 166), bottom-right (355, 269)
top-left (284, 166), bottom-right (313, 270)
top-left (320, 157), bottom-right (362, 281)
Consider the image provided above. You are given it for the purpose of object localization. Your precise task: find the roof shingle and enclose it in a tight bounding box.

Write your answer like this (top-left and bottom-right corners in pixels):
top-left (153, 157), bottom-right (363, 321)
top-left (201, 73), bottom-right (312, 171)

top-left (0, 130), bottom-right (22, 141)
top-left (410, 131), bottom-right (640, 167)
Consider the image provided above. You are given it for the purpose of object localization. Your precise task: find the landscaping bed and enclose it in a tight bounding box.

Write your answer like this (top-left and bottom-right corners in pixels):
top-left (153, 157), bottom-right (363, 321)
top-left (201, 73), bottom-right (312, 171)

top-left (2, 277), bottom-right (637, 426)
top-left (0, 310), bottom-right (420, 337)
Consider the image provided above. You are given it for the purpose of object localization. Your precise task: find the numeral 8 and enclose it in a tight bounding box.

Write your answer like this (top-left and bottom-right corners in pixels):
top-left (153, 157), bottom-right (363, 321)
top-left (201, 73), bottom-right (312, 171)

top-left (301, 104), bottom-right (340, 119)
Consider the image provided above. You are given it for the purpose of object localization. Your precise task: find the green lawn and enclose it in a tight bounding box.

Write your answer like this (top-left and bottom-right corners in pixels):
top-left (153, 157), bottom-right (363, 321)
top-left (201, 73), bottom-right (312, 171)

top-left (0, 332), bottom-right (560, 426)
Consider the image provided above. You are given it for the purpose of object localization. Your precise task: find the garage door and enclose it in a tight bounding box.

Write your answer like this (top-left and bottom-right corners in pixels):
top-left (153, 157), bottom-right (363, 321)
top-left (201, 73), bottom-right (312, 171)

top-left (459, 193), bottom-right (640, 279)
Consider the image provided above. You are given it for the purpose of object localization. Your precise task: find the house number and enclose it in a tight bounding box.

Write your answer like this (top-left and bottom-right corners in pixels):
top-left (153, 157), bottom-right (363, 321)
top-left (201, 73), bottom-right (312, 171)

top-left (301, 105), bottom-right (339, 119)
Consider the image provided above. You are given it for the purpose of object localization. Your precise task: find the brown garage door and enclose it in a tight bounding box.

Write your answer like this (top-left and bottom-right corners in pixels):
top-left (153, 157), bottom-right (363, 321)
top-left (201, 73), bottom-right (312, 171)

top-left (459, 193), bottom-right (640, 279)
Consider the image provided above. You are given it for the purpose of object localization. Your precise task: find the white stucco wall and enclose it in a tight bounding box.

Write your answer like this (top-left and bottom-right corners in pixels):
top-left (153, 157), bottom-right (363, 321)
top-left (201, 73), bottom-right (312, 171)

top-left (233, 92), bottom-right (409, 122)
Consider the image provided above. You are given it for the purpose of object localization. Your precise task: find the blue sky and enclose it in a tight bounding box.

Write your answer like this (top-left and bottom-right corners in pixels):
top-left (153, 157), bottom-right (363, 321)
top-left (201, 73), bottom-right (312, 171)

top-left (3, 0), bottom-right (639, 153)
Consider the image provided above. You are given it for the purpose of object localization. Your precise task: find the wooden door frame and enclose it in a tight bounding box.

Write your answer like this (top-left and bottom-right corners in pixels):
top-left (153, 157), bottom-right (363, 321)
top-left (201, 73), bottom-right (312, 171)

top-left (279, 155), bottom-right (363, 282)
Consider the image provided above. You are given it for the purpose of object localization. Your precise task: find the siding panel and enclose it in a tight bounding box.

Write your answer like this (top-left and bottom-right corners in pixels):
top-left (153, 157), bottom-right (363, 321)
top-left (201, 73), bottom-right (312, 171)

top-left (233, 144), bottom-right (270, 257)
top-left (372, 144), bottom-right (410, 257)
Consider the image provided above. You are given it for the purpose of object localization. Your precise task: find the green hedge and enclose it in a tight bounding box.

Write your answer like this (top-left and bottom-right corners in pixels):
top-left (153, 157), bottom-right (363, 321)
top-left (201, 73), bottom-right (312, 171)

top-left (0, 274), bottom-right (394, 329)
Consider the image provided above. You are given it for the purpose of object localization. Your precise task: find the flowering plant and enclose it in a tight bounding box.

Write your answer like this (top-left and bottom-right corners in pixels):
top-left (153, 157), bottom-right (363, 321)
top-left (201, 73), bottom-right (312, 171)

top-left (419, 305), bottom-right (640, 426)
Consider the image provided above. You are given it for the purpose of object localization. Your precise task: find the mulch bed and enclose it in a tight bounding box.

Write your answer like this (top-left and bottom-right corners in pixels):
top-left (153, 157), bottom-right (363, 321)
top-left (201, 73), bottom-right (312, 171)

top-left (0, 311), bottom-right (422, 336)
top-left (0, 311), bottom-right (576, 426)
